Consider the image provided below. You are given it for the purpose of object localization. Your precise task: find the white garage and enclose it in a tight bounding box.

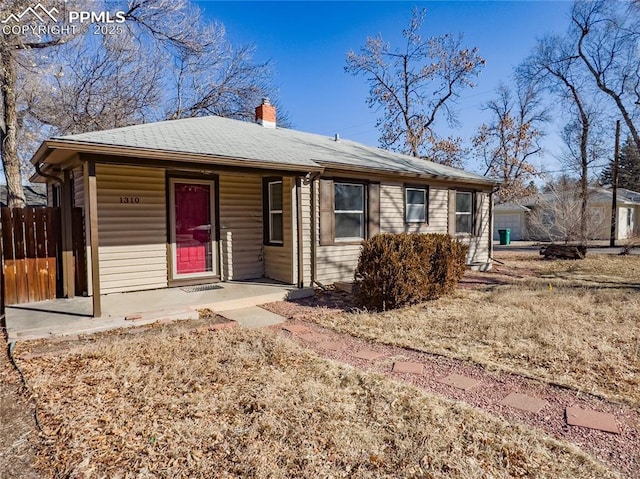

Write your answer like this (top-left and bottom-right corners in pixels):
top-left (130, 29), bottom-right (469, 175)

top-left (493, 205), bottom-right (529, 241)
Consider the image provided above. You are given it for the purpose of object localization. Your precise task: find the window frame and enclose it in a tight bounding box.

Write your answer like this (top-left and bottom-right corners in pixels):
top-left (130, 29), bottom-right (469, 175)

top-left (334, 181), bottom-right (366, 242)
top-left (455, 191), bottom-right (474, 235)
top-left (263, 178), bottom-right (284, 246)
top-left (404, 186), bottom-right (428, 224)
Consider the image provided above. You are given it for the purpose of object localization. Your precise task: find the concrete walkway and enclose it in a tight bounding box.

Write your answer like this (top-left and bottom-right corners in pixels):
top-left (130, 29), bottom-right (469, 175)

top-left (4, 281), bottom-right (310, 341)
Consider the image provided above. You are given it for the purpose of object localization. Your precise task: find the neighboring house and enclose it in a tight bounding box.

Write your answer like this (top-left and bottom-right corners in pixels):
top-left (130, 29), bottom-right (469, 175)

top-left (30, 99), bottom-right (497, 314)
top-left (0, 184), bottom-right (47, 207)
top-left (494, 187), bottom-right (640, 242)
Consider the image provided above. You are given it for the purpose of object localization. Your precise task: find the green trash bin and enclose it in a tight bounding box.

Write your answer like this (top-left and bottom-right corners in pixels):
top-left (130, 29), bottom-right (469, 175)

top-left (498, 228), bottom-right (511, 245)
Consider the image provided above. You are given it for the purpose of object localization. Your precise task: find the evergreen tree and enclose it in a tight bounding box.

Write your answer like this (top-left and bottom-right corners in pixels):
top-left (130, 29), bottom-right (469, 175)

top-left (601, 137), bottom-right (640, 192)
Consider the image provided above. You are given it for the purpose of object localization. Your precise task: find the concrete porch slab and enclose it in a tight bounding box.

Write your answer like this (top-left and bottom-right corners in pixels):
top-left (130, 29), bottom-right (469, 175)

top-left (4, 281), bottom-right (313, 341)
top-left (218, 307), bottom-right (286, 329)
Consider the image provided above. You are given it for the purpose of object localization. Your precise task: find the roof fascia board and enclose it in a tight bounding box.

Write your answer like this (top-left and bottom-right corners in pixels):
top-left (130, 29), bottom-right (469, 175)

top-left (36, 139), bottom-right (324, 174)
top-left (76, 153), bottom-right (323, 178)
top-left (319, 162), bottom-right (498, 187)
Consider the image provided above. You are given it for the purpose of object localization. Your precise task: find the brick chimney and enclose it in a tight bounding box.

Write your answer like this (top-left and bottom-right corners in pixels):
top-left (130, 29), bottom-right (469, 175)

top-left (255, 98), bottom-right (276, 128)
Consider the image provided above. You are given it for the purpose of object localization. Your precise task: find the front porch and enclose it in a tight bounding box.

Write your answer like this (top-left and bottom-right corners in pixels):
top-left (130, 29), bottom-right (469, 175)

top-left (4, 280), bottom-right (313, 341)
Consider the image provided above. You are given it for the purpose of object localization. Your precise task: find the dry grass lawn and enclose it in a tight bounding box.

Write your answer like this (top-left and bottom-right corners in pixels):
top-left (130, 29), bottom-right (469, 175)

top-left (17, 328), bottom-right (615, 478)
top-left (305, 254), bottom-right (640, 406)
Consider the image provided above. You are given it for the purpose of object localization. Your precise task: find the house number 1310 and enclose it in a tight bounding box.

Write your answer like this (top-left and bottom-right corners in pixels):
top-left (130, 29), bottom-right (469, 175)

top-left (120, 196), bottom-right (140, 204)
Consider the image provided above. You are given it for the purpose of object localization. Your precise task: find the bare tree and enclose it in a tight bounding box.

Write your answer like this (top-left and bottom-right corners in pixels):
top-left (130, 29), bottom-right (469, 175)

top-left (473, 83), bottom-right (547, 203)
top-left (528, 177), bottom-right (607, 243)
top-left (519, 34), bottom-right (604, 245)
top-left (345, 8), bottom-right (485, 161)
top-left (2, 0), bottom-right (278, 207)
top-left (571, 0), bottom-right (640, 152)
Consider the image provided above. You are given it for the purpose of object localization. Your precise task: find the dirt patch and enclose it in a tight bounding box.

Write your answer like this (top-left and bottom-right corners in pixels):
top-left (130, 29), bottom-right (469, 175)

top-left (0, 343), bottom-right (39, 479)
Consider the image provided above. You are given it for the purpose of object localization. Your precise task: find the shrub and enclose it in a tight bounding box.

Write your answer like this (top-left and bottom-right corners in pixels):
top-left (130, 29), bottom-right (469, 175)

top-left (353, 233), bottom-right (468, 311)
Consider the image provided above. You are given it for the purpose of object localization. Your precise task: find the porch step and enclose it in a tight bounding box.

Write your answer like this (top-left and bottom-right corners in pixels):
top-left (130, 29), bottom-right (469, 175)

top-left (217, 307), bottom-right (286, 329)
top-left (196, 287), bottom-right (313, 312)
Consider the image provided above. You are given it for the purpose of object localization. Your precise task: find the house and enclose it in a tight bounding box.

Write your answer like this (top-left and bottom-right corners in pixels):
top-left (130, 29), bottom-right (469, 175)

top-left (0, 184), bottom-right (47, 207)
top-left (30, 99), bottom-right (498, 316)
top-left (494, 187), bottom-right (640, 242)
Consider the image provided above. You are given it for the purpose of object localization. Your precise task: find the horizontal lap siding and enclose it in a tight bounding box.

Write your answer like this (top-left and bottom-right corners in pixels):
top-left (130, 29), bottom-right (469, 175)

top-left (301, 182), bottom-right (312, 285)
top-left (96, 165), bottom-right (167, 294)
top-left (219, 174), bottom-right (263, 280)
top-left (464, 191), bottom-right (490, 264)
top-left (316, 244), bottom-right (362, 284)
top-left (379, 183), bottom-right (448, 234)
top-left (73, 167), bottom-right (84, 208)
top-left (315, 181), bottom-right (490, 283)
top-left (264, 176), bottom-right (294, 284)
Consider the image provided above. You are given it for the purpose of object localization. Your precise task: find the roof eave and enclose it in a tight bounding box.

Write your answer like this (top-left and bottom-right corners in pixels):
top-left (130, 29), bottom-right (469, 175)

top-left (317, 161), bottom-right (499, 186)
top-left (33, 139), bottom-right (324, 174)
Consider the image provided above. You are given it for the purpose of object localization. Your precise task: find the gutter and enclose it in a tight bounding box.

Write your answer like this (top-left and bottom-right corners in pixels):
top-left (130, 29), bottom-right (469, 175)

top-left (33, 139), bottom-right (324, 174)
top-left (315, 160), bottom-right (500, 187)
top-left (34, 162), bottom-right (63, 185)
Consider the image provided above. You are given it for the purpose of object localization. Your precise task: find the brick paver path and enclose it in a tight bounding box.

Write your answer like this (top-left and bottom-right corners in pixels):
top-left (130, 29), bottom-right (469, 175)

top-left (278, 320), bottom-right (639, 478)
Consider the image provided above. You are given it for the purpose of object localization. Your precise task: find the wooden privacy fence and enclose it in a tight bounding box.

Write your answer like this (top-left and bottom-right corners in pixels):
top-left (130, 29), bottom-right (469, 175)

top-left (1, 207), bottom-right (60, 306)
top-left (0, 207), bottom-right (87, 311)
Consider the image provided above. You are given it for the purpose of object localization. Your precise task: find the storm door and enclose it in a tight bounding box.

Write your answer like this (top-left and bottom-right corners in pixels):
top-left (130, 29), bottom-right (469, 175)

top-left (169, 179), bottom-right (217, 279)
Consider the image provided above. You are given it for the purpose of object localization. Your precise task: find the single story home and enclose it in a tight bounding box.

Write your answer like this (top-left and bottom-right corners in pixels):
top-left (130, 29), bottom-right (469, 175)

top-left (31, 99), bottom-right (498, 316)
top-left (0, 184), bottom-right (47, 207)
top-left (494, 187), bottom-right (640, 242)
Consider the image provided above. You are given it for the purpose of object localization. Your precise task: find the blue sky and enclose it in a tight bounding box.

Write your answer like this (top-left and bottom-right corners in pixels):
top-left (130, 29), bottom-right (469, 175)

top-left (196, 0), bottom-right (575, 175)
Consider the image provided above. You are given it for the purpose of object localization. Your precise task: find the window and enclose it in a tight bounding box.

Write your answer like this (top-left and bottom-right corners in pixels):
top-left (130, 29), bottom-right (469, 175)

top-left (455, 191), bottom-right (473, 234)
top-left (334, 183), bottom-right (364, 240)
top-left (265, 179), bottom-right (283, 244)
top-left (405, 187), bottom-right (427, 223)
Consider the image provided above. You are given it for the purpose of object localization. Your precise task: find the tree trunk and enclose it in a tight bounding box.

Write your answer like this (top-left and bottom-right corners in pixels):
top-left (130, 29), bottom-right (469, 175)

top-left (579, 115), bottom-right (588, 247)
top-left (1, 45), bottom-right (26, 207)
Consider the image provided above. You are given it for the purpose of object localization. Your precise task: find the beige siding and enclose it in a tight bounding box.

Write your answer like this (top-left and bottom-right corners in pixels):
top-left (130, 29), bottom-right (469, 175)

top-left (380, 182), bottom-right (448, 233)
top-left (462, 191), bottom-right (491, 264)
top-left (264, 176), bottom-right (294, 284)
top-left (219, 174), bottom-right (264, 280)
top-left (301, 181), bottom-right (312, 286)
top-left (314, 178), bottom-right (364, 284)
top-left (96, 164), bottom-right (167, 294)
top-left (73, 166), bottom-right (84, 208)
top-left (315, 181), bottom-right (492, 283)
top-left (316, 181), bottom-right (455, 284)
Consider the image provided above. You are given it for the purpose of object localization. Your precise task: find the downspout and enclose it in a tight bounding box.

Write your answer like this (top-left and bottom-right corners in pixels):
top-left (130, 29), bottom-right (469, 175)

top-left (307, 171), bottom-right (324, 289)
top-left (35, 162), bottom-right (63, 185)
top-left (295, 176), bottom-right (304, 288)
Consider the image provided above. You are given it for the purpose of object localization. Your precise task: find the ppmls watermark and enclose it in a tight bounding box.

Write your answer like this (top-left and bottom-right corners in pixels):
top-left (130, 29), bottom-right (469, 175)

top-left (1, 3), bottom-right (126, 36)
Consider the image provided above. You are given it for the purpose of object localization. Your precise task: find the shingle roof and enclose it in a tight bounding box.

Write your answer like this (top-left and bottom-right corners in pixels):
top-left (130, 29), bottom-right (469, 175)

top-left (0, 184), bottom-right (47, 207)
top-left (53, 115), bottom-right (494, 184)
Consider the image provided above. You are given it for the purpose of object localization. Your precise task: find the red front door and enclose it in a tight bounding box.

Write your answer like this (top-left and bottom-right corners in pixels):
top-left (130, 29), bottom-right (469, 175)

top-left (173, 182), bottom-right (214, 276)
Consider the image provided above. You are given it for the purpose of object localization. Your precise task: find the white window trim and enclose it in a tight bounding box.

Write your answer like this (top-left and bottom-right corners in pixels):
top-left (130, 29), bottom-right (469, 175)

top-left (455, 191), bottom-right (473, 235)
top-left (334, 182), bottom-right (365, 242)
top-left (268, 180), bottom-right (284, 245)
top-left (405, 187), bottom-right (427, 223)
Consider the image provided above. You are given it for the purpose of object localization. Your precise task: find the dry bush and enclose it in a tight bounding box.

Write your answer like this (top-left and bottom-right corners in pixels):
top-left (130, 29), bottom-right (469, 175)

top-left (620, 233), bottom-right (640, 255)
top-left (354, 233), bottom-right (468, 311)
top-left (312, 255), bottom-right (640, 406)
top-left (16, 329), bottom-right (614, 478)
